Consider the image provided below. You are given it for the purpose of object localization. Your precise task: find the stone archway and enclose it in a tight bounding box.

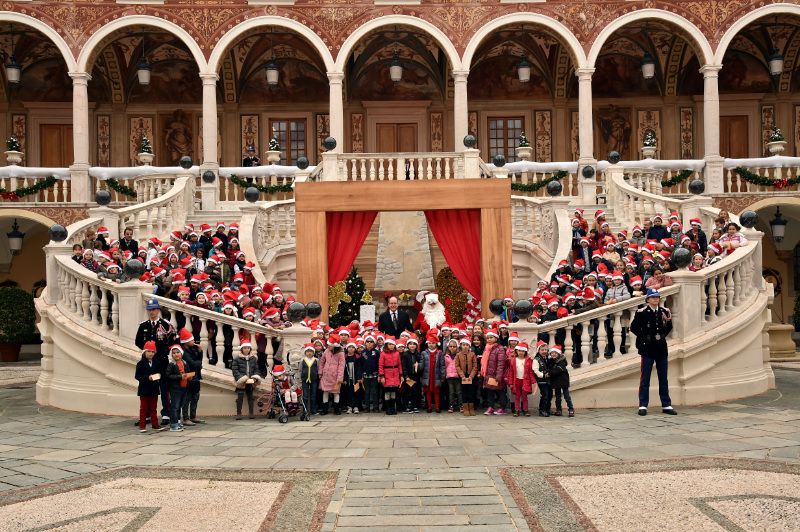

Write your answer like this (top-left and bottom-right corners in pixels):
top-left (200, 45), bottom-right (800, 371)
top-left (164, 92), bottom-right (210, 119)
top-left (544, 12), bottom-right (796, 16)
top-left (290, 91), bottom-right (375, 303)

top-left (0, 210), bottom-right (57, 295)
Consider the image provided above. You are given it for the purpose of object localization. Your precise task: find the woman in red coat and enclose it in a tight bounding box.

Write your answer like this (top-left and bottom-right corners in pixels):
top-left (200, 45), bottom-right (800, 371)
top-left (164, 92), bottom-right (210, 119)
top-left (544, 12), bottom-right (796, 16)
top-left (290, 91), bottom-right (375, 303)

top-left (507, 343), bottom-right (536, 417)
top-left (379, 337), bottom-right (402, 415)
top-left (482, 329), bottom-right (508, 415)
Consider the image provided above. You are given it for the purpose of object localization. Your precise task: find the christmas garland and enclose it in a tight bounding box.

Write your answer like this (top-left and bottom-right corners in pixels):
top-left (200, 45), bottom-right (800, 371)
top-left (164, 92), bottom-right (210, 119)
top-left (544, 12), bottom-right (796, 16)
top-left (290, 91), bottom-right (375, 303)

top-left (510, 170), bottom-right (568, 192)
top-left (733, 166), bottom-right (800, 189)
top-left (660, 169), bottom-right (694, 188)
top-left (0, 175), bottom-right (57, 200)
top-left (106, 178), bottom-right (136, 197)
top-left (229, 174), bottom-right (294, 194)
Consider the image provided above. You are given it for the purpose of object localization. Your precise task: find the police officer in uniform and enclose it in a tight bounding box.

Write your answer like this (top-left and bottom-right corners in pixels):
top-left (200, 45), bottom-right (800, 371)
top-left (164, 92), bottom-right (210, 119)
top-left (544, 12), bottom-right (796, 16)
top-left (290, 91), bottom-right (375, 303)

top-left (241, 145), bottom-right (260, 167)
top-left (135, 298), bottom-right (176, 424)
top-left (629, 288), bottom-right (677, 416)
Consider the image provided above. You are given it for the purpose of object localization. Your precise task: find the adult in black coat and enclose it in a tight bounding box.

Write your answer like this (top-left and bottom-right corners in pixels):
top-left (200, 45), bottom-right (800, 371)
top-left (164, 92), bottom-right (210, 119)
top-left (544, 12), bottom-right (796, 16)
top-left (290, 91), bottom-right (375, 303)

top-left (118, 228), bottom-right (139, 254)
top-left (377, 297), bottom-right (413, 338)
top-left (134, 298), bottom-right (176, 421)
top-left (629, 288), bottom-right (675, 416)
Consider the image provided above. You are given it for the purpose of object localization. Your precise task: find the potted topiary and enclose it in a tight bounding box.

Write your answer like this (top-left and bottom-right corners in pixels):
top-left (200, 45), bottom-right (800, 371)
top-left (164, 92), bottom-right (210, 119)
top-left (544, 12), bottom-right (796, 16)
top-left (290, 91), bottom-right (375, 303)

top-left (515, 132), bottom-right (533, 161)
top-left (5, 135), bottom-right (23, 165)
top-left (767, 127), bottom-right (786, 155)
top-left (137, 134), bottom-right (154, 165)
top-left (0, 287), bottom-right (37, 362)
top-left (641, 130), bottom-right (657, 159)
top-left (266, 137), bottom-right (281, 165)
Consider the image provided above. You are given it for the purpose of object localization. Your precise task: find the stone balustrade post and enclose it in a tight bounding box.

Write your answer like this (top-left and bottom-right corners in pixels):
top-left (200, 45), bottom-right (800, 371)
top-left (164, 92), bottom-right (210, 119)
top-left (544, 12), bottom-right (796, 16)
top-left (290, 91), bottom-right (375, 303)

top-left (293, 169), bottom-right (311, 183)
top-left (463, 148), bottom-right (480, 179)
top-left (493, 167), bottom-right (509, 179)
top-left (43, 243), bottom-right (72, 305)
top-left (238, 203), bottom-right (264, 284)
top-left (668, 272), bottom-right (704, 342)
top-left (115, 283), bottom-right (151, 344)
top-left (88, 206), bottom-right (121, 241)
top-left (680, 195), bottom-right (714, 228)
top-left (199, 169), bottom-right (219, 211)
top-left (281, 324), bottom-right (313, 374)
top-left (321, 152), bottom-right (339, 181)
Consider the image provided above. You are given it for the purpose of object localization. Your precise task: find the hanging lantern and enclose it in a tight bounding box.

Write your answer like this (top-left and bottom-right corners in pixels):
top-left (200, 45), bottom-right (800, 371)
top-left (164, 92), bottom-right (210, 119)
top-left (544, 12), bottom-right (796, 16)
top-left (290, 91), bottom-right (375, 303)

top-left (265, 60), bottom-right (279, 86)
top-left (136, 57), bottom-right (151, 86)
top-left (6, 219), bottom-right (24, 255)
top-left (389, 52), bottom-right (403, 82)
top-left (769, 207), bottom-right (788, 242)
top-left (641, 52), bottom-right (656, 80)
top-left (5, 54), bottom-right (20, 85)
top-left (517, 57), bottom-right (531, 83)
top-left (768, 48), bottom-right (784, 77)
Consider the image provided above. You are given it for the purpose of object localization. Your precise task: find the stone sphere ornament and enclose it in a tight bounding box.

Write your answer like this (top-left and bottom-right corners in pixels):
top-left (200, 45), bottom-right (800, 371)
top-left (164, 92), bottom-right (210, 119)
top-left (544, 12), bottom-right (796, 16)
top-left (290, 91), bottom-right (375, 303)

top-left (124, 258), bottom-right (145, 278)
top-left (296, 156), bottom-right (309, 170)
top-left (739, 210), bottom-right (758, 229)
top-left (581, 165), bottom-right (595, 179)
top-left (514, 299), bottom-right (533, 320)
top-left (546, 179), bottom-right (563, 197)
top-left (688, 179), bottom-right (705, 195)
top-left (492, 154), bottom-right (506, 167)
top-left (244, 186), bottom-right (260, 203)
top-left (286, 301), bottom-right (307, 322)
top-left (671, 247), bottom-right (693, 269)
top-left (48, 224), bottom-right (67, 243)
top-left (305, 301), bottom-right (322, 319)
top-left (95, 189), bottom-right (111, 206)
top-left (463, 134), bottom-right (477, 149)
top-left (179, 156), bottom-right (193, 169)
top-left (322, 137), bottom-right (337, 151)
top-left (608, 151), bottom-right (621, 164)
top-left (488, 298), bottom-right (504, 316)
top-left (202, 170), bottom-right (216, 184)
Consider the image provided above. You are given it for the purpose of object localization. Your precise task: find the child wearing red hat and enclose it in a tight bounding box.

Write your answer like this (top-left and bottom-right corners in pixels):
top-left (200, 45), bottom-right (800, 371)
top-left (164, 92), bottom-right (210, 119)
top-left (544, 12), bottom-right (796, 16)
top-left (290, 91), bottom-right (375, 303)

top-left (508, 342), bottom-right (536, 417)
top-left (532, 341), bottom-right (551, 417)
top-left (422, 331), bottom-right (443, 413)
top-left (378, 337), bottom-right (402, 415)
top-left (135, 341), bottom-right (166, 433)
top-left (547, 345), bottom-right (574, 417)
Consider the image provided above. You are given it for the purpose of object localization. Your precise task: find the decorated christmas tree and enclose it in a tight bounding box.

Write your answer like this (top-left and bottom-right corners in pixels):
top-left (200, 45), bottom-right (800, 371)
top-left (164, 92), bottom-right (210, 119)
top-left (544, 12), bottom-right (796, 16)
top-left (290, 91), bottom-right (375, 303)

top-left (269, 137), bottom-right (280, 151)
top-left (329, 267), bottom-right (372, 327)
top-left (139, 134), bottom-right (153, 154)
top-left (6, 135), bottom-right (21, 152)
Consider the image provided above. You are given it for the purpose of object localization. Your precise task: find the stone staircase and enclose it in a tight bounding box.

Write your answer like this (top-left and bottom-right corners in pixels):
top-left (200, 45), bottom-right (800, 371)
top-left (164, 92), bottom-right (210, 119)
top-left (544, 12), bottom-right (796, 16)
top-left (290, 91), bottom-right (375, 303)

top-left (569, 203), bottom-right (627, 235)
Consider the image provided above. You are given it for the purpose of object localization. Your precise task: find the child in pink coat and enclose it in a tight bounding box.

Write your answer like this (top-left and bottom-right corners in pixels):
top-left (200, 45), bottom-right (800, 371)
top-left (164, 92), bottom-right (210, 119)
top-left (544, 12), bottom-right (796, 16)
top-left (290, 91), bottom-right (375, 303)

top-left (319, 334), bottom-right (345, 415)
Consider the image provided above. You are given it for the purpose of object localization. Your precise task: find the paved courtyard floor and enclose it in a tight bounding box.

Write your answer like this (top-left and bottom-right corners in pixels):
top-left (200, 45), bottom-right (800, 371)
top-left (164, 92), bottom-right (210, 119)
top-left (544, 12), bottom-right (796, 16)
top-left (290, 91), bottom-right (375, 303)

top-left (1, 368), bottom-right (799, 531)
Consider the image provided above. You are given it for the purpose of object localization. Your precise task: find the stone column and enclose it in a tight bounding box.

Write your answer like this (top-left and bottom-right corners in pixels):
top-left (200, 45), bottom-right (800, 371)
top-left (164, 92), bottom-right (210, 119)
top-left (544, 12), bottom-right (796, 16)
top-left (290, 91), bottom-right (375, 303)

top-left (701, 65), bottom-right (724, 194)
top-left (200, 73), bottom-right (220, 211)
top-left (576, 68), bottom-right (595, 165)
top-left (327, 72), bottom-right (344, 152)
top-left (452, 70), bottom-right (469, 152)
top-left (69, 72), bottom-right (92, 202)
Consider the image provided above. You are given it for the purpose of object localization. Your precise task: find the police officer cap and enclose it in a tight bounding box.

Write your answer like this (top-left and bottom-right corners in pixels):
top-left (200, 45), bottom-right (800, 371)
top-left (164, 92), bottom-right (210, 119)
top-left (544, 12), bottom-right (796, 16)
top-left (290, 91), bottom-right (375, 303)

top-left (247, 145), bottom-right (256, 152)
top-left (145, 298), bottom-right (161, 310)
top-left (645, 288), bottom-right (661, 299)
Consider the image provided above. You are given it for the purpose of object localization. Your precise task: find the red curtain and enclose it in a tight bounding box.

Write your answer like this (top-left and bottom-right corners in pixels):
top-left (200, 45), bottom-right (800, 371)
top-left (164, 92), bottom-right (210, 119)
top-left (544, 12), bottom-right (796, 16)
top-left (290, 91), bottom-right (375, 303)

top-left (326, 211), bottom-right (378, 285)
top-left (424, 209), bottom-right (481, 299)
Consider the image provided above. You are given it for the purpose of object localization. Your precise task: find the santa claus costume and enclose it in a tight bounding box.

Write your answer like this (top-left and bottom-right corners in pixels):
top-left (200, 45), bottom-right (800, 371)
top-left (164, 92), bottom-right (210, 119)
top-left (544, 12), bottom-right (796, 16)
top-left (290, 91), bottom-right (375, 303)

top-left (413, 292), bottom-right (451, 336)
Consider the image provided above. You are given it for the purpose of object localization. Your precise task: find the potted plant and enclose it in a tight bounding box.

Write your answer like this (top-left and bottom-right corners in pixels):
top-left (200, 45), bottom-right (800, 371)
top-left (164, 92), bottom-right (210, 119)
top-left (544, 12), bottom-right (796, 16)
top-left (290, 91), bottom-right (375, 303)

top-left (641, 130), bottom-right (657, 159)
top-left (767, 127), bottom-right (787, 155)
top-left (5, 135), bottom-right (23, 165)
top-left (266, 137), bottom-right (281, 165)
top-left (515, 132), bottom-right (533, 161)
top-left (0, 287), bottom-right (37, 362)
top-left (137, 134), bottom-right (155, 165)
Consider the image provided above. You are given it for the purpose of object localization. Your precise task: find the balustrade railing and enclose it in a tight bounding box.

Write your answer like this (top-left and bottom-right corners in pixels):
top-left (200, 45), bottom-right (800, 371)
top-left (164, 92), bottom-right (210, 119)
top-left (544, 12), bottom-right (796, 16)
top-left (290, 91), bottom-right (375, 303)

top-left (511, 196), bottom-right (572, 277)
top-left (218, 165), bottom-right (298, 202)
top-left (116, 175), bottom-right (194, 240)
top-left (0, 166), bottom-right (71, 203)
top-left (502, 161), bottom-right (580, 197)
top-left (722, 157), bottom-right (800, 194)
top-left (335, 152), bottom-right (465, 181)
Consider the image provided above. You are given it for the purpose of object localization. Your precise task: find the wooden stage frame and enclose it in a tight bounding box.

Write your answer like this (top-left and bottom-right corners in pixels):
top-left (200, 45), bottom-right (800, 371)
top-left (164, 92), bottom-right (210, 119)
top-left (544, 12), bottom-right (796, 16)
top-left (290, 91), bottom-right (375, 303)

top-left (294, 179), bottom-right (512, 320)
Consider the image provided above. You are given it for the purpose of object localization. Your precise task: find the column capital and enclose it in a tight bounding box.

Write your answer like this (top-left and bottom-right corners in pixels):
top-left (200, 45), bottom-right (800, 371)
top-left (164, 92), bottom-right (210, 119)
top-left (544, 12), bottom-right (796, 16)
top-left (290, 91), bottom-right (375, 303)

top-left (327, 71), bottom-right (345, 83)
top-left (699, 64), bottom-right (722, 77)
top-left (452, 70), bottom-right (469, 83)
top-left (200, 72), bottom-right (219, 84)
top-left (69, 71), bottom-right (92, 84)
top-left (575, 68), bottom-right (594, 81)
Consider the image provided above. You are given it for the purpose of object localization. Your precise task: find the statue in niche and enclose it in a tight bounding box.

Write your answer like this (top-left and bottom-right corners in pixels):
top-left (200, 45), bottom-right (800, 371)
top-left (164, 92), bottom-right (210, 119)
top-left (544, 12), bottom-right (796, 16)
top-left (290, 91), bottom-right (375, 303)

top-left (163, 109), bottom-right (193, 165)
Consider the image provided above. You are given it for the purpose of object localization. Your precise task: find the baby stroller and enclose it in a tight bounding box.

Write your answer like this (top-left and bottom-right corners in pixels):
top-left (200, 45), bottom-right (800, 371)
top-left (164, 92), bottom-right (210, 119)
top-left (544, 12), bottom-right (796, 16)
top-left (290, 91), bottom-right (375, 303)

top-left (256, 364), bottom-right (310, 423)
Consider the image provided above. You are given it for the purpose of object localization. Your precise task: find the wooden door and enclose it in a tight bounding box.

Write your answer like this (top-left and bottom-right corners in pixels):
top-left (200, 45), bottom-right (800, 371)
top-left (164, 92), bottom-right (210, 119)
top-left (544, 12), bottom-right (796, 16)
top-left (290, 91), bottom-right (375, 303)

top-left (40, 124), bottom-right (73, 167)
top-left (720, 116), bottom-right (748, 158)
top-left (376, 123), bottom-right (417, 152)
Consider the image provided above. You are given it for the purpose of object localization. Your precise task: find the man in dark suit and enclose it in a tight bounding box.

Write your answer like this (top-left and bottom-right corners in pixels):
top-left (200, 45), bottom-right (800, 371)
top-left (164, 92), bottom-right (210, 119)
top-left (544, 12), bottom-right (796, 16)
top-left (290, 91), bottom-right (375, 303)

top-left (378, 296), bottom-right (413, 338)
top-left (118, 227), bottom-right (139, 255)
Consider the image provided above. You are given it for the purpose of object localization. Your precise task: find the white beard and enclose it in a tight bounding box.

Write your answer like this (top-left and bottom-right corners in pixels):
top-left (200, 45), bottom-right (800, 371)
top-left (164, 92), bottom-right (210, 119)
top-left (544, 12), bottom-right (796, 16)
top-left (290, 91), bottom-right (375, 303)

top-left (422, 305), bottom-right (446, 328)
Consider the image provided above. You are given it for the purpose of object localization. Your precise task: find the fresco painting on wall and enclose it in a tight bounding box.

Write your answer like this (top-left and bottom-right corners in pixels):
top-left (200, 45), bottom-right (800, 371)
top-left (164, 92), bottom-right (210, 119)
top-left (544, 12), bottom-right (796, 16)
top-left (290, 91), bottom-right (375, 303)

top-left (468, 56), bottom-right (550, 99)
top-left (350, 113), bottom-right (364, 153)
top-left (570, 111), bottom-right (579, 160)
top-left (596, 106), bottom-right (632, 161)
top-left (534, 110), bottom-right (552, 162)
top-left (96, 115), bottom-right (111, 166)
top-left (718, 52), bottom-right (772, 93)
top-left (679, 108), bottom-right (694, 159)
top-left (468, 112), bottom-right (478, 139)
top-left (160, 110), bottom-right (193, 166)
top-left (129, 117), bottom-right (154, 166)
top-left (20, 62), bottom-right (73, 102)
top-left (241, 115), bottom-right (259, 158)
top-left (761, 105), bottom-right (775, 157)
top-left (11, 114), bottom-right (26, 165)
top-left (128, 65), bottom-right (201, 104)
top-left (316, 114), bottom-right (329, 161)
top-left (593, 56), bottom-right (659, 98)
top-left (430, 112), bottom-right (443, 152)
top-left (351, 63), bottom-right (441, 101)
top-left (240, 60), bottom-right (328, 104)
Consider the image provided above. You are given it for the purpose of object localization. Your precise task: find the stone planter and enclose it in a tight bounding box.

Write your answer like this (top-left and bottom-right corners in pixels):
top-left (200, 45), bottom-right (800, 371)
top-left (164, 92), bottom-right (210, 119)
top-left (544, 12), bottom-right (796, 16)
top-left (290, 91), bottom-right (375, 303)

top-left (5, 150), bottom-right (23, 165)
top-left (0, 342), bottom-right (21, 362)
top-left (515, 146), bottom-right (533, 161)
top-left (266, 150), bottom-right (281, 165)
top-left (767, 140), bottom-right (786, 155)
top-left (137, 152), bottom-right (155, 165)
top-left (769, 323), bottom-right (798, 360)
top-left (641, 145), bottom-right (657, 159)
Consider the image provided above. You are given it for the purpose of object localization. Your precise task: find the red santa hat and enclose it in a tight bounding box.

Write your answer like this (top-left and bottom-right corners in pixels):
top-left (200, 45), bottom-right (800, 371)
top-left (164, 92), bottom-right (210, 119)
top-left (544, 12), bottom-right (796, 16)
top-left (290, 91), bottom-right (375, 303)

top-left (516, 342), bottom-right (528, 352)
